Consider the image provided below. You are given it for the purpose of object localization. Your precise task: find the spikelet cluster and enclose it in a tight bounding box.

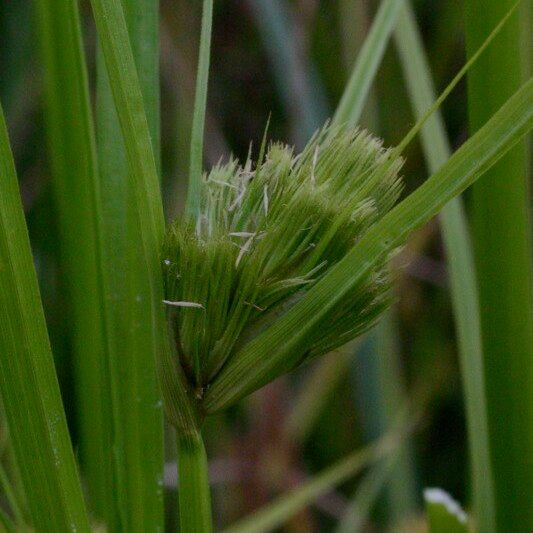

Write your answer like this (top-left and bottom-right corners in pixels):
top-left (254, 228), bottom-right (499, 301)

top-left (163, 126), bottom-right (403, 393)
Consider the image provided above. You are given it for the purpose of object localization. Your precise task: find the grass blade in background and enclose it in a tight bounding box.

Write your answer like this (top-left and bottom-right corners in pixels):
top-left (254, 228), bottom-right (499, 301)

top-left (335, 453), bottom-right (400, 533)
top-left (284, 347), bottom-right (352, 445)
top-left (0, 104), bottom-right (89, 531)
top-left (334, 0), bottom-right (418, 524)
top-left (333, 0), bottom-right (402, 127)
top-left (224, 431), bottom-right (405, 533)
top-left (352, 314), bottom-right (418, 524)
top-left (33, 0), bottom-right (118, 522)
top-left (0, 456), bottom-right (24, 527)
top-left (204, 78), bottom-right (533, 412)
top-left (0, 507), bottom-right (15, 533)
top-left (246, 0), bottom-right (329, 145)
top-left (465, 1), bottom-right (533, 528)
top-left (394, 3), bottom-right (496, 530)
top-left (95, 0), bottom-right (165, 528)
top-left (185, 0), bottom-right (213, 218)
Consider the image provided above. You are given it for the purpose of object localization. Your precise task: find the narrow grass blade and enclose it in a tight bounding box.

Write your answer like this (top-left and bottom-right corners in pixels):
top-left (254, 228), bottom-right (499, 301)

top-left (466, 1), bottom-right (533, 528)
top-left (223, 433), bottom-right (403, 533)
top-left (204, 78), bottom-right (533, 413)
top-left (334, 2), bottom-right (418, 522)
top-left (393, 1), bottom-right (521, 158)
top-left (394, 4), bottom-right (496, 530)
top-left (33, 0), bottom-right (117, 520)
top-left (89, 0), bottom-right (196, 432)
top-left (284, 346), bottom-right (353, 445)
top-left (357, 315), bottom-right (418, 522)
top-left (246, 0), bottom-right (329, 143)
top-left (335, 453), bottom-right (399, 533)
top-left (333, 0), bottom-right (403, 127)
top-left (0, 104), bottom-right (89, 531)
top-left (185, 0), bottom-right (214, 218)
top-left (95, 0), bottom-right (165, 528)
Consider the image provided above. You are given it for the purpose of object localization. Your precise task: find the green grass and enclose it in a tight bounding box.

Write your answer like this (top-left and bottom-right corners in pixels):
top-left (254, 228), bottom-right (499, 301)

top-left (0, 2), bottom-right (532, 531)
top-left (333, 0), bottom-right (402, 126)
top-left (394, 3), bottom-right (496, 529)
top-left (0, 103), bottom-right (89, 531)
top-left (95, 0), bottom-right (165, 528)
top-left (224, 426), bottom-right (408, 533)
top-left (466, 1), bottom-right (533, 529)
top-left (33, 0), bottom-right (115, 519)
top-left (185, 0), bottom-right (214, 219)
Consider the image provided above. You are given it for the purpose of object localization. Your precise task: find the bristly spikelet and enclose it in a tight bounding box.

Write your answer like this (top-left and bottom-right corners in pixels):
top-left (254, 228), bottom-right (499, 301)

top-left (162, 125), bottom-right (403, 392)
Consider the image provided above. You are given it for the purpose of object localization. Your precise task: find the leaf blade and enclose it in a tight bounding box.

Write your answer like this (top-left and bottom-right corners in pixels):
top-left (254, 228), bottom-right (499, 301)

top-left (0, 104), bottom-right (89, 532)
top-left (89, 0), bottom-right (197, 433)
top-left (394, 4), bottom-right (496, 530)
top-left (95, 0), bottom-right (165, 527)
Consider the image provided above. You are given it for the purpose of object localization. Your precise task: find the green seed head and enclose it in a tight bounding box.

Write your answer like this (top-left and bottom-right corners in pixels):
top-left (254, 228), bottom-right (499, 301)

top-left (163, 125), bottom-right (403, 399)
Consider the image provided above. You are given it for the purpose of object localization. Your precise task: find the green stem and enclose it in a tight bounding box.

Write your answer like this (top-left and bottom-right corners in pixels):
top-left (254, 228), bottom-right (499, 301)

top-left (185, 0), bottom-right (214, 219)
top-left (333, 0), bottom-right (403, 127)
top-left (177, 430), bottom-right (213, 533)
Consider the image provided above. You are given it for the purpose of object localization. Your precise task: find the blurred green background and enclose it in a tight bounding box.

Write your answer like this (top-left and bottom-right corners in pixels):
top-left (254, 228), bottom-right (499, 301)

top-left (0, 1), bottom-right (504, 530)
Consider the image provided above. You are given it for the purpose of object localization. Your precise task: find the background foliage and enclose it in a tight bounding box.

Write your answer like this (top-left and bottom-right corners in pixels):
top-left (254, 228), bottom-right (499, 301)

top-left (0, 0), bottom-right (530, 531)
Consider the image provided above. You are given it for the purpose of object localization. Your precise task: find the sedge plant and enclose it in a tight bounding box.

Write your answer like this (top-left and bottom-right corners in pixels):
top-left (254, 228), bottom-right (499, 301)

top-left (0, 0), bottom-right (531, 531)
top-left (150, 2), bottom-right (531, 530)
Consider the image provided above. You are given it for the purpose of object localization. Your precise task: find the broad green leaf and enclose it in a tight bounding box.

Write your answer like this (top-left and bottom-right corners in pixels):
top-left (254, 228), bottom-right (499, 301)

top-left (89, 0), bottom-right (197, 431)
top-left (34, 0), bottom-right (117, 521)
top-left (424, 488), bottom-right (468, 533)
top-left (204, 78), bottom-right (533, 413)
top-left (466, 0), bottom-right (533, 527)
top-left (95, 0), bottom-right (165, 528)
top-left (0, 104), bottom-right (89, 531)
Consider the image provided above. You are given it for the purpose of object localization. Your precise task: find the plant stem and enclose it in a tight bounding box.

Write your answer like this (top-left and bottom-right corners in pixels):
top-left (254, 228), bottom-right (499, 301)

top-left (185, 0), bottom-right (213, 219)
top-left (333, 0), bottom-right (403, 127)
top-left (465, 1), bottom-right (533, 529)
top-left (177, 430), bottom-right (213, 533)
